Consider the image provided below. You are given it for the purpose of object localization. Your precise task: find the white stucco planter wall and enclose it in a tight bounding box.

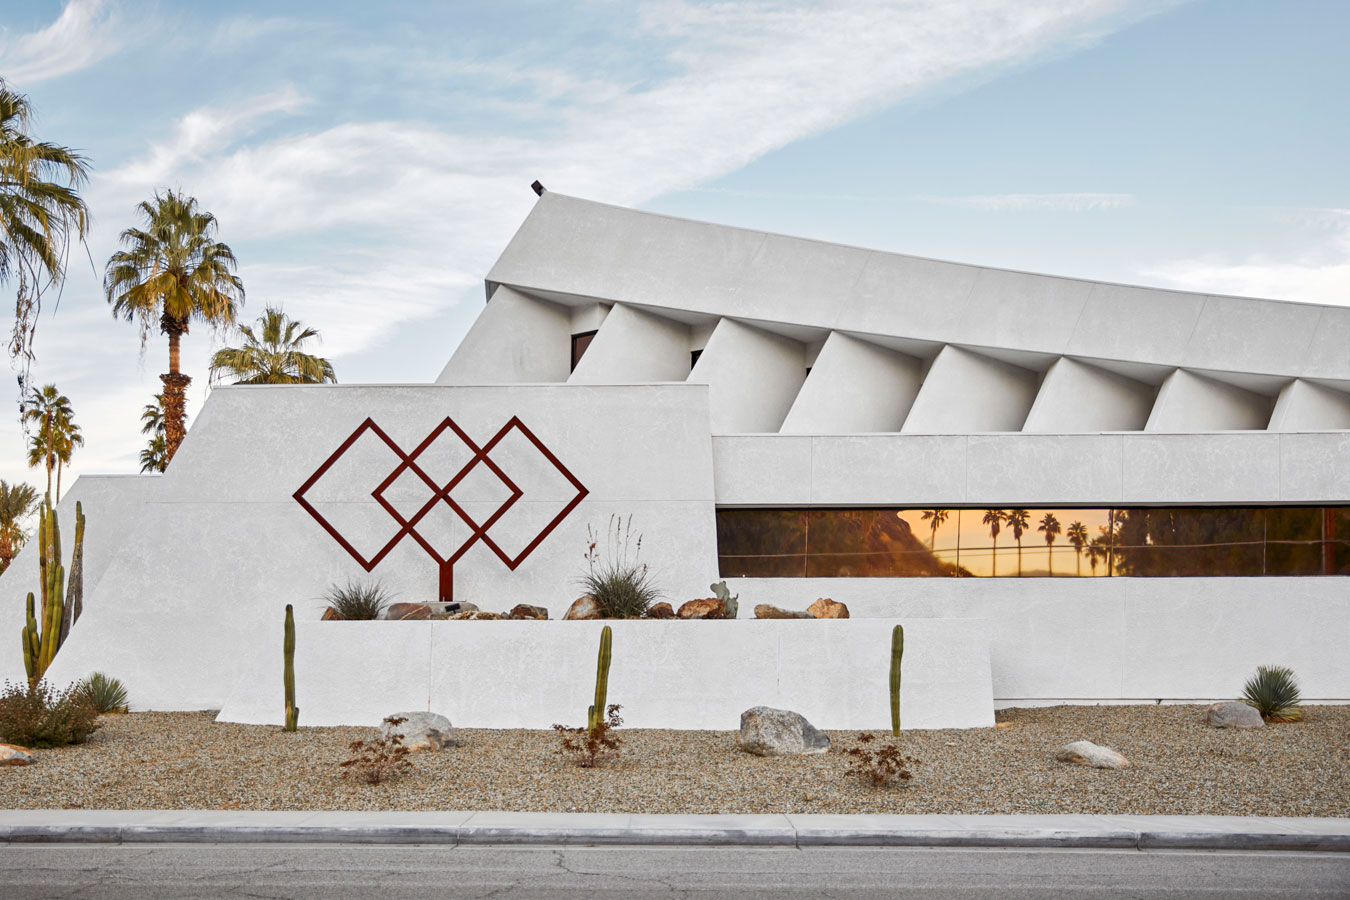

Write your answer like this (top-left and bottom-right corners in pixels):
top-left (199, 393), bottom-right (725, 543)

top-left (216, 618), bottom-right (994, 731)
top-left (728, 577), bottom-right (1350, 703)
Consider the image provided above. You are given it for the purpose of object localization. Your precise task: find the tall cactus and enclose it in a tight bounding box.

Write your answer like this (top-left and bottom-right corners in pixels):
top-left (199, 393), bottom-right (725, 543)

top-left (283, 604), bottom-right (299, 731)
top-left (890, 624), bottom-right (904, 736)
top-left (61, 502), bottom-right (86, 645)
top-left (587, 625), bottom-right (612, 734)
top-left (20, 493), bottom-right (81, 688)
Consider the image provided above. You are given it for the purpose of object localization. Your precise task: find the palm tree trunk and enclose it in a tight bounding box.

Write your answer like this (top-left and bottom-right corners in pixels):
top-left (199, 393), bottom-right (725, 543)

top-left (1047, 544), bottom-right (1053, 575)
top-left (991, 537), bottom-right (997, 577)
top-left (56, 461), bottom-right (62, 504)
top-left (161, 321), bottom-right (191, 464)
top-left (1017, 540), bottom-right (1023, 576)
top-left (45, 454), bottom-right (53, 496)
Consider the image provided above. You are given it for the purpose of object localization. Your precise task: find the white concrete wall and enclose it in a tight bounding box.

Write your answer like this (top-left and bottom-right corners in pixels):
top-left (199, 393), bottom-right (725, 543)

top-left (719, 578), bottom-right (1349, 703)
top-left (780, 332), bottom-right (922, 433)
top-left (902, 346), bottom-right (1038, 434)
top-left (1269, 379), bottom-right (1350, 432)
top-left (216, 618), bottom-right (994, 730)
top-left (1146, 369), bottom-right (1274, 432)
top-left (688, 318), bottom-right (806, 434)
top-left (436, 287), bottom-right (570, 385)
top-left (0, 476), bottom-right (157, 688)
top-left (569, 303), bottom-right (690, 384)
top-left (1022, 357), bottom-right (1157, 433)
top-left (38, 383), bottom-right (720, 710)
top-left (712, 432), bottom-right (1350, 506)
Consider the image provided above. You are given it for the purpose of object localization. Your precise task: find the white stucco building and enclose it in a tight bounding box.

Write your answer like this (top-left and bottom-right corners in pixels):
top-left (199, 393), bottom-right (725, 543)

top-left (2, 192), bottom-right (1346, 728)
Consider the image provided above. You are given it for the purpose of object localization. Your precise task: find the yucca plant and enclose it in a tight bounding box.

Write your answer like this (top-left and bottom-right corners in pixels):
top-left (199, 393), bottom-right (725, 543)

top-left (1240, 665), bottom-right (1303, 722)
top-left (322, 579), bottom-right (393, 620)
top-left (78, 672), bottom-right (129, 714)
top-left (577, 516), bottom-right (661, 619)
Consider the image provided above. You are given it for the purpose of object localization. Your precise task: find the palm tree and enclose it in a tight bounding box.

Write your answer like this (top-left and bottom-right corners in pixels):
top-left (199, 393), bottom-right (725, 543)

top-left (0, 81), bottom-right (91, 366)
top-left (1038, 512), bottom-right (1061, 576)
top-left (140, 433), bottom-right (168, 474)
top-left (982, 509), bottom-right (1005, 577)
top-left (139, 393), bottom-right (173, 473)
top-left (918, 509), bottom-right (949, 551)
top-left (0, 479), bottom-right (39, 574)
top-left (104, 189), bottom-right (244, 464)
top-left (1067, 521), bottom-right (1088, 576)
top-left (23, 384), bottom-right (80, 501)
top-left (1087, 530), bottom-right (1111, 576)
top-left (208, 307), bottom-right (336, 385)
top-left (1006, 508), bottom-right (1030, 576)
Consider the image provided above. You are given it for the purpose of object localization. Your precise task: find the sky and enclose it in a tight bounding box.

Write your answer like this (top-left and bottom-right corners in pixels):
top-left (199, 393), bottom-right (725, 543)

top-left (0, 0), bottom-right (1346, 492)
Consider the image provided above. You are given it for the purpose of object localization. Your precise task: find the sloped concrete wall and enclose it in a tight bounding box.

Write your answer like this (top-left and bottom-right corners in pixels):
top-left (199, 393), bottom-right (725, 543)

top-left (0, 476), bottom-right (157, 688)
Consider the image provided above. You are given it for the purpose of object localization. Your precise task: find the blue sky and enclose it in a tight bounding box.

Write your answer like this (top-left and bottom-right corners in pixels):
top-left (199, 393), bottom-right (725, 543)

top-left (0, 0), bottom-right (1346, 487)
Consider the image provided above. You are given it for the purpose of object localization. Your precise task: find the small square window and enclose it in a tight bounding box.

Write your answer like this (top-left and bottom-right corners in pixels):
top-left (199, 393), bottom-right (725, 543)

top-left (571, 331), bottom-right (597, 372)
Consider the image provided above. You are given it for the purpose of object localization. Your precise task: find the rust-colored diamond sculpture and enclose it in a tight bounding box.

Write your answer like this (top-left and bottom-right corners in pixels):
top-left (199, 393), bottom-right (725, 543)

top-left (294, 416), bottom-right (587, 603)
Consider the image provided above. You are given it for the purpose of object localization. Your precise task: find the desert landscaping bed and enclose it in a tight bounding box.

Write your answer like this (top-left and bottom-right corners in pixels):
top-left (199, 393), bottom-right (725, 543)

top-left (3, 705), bottom-right (1346, 816)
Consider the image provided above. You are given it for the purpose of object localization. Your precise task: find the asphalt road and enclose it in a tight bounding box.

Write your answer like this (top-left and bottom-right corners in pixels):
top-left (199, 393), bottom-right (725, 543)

top-left (1, 844), bottom-right (1347, 899)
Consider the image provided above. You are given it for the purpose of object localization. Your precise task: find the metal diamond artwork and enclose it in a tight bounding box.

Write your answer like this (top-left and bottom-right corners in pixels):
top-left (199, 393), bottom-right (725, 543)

top-left (294, 416), bottom-right (588, 603)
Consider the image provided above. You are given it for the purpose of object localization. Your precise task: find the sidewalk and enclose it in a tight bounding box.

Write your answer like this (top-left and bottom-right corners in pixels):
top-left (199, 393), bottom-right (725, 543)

top-left (1, 811), bottom-right (1346, 851)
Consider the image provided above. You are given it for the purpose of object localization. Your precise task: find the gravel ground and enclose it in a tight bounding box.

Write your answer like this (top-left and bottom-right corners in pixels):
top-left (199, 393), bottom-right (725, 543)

top-left (3, 706), bottom-right (1347, 815)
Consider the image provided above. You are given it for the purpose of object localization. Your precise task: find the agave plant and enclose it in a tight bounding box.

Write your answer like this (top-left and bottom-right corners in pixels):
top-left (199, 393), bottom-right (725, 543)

top-left (1240, 665), bottom-right (1303, 722)
top-left (322, 579), bottom-right (393, 620)
top-left (78, 672), bottom-right (129, 714)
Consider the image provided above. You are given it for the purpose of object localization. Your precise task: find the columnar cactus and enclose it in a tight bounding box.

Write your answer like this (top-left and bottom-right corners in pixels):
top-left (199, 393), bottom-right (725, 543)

top-left (20, 494), bottom-right (82, 687)
top-left (587, 625), bottom-right (612, 734)
top-left (890, 624), bottom-right (904, 736)
top-left (283, 604), bottom-right (299, 732)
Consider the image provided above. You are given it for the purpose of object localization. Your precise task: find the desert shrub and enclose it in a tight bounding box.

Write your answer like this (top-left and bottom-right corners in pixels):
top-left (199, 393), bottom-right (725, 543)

top-left (553, 704), bottom-right (624, 768)
top-left (843, 732), bottom-right (920, 788)
top-left (578, 516), bottom-right (660, 618)
top-left (78, 673), bottom-right (129, 714)
top-left (0, 680), bottom-right (101, 748)
top-left (339, 717), bottom-right (414, 784)
top-left (1241, 665), bottom-right (1303, 722)
top-left (323, 579), bottom-right (393, 620)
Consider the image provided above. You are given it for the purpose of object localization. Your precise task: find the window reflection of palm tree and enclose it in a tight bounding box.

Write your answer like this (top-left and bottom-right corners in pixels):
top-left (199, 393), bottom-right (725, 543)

top-left (982, 509), bottom-right (1005, 577)
top-left (1088, 528), bottom-right (1111, 576)
top-left (1038, 512), bottom-right (1061, 575)
top-left (1006, 509), bottom-right (1030, 576)
top-left (1067, 521), bottom-right (1088, 576)
top-left (919, 509), bottom-right (949, 551)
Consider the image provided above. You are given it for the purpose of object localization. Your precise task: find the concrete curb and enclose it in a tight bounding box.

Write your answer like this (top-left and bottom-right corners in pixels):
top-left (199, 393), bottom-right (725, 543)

top-left (0, 812), bottom-right (1347, 851)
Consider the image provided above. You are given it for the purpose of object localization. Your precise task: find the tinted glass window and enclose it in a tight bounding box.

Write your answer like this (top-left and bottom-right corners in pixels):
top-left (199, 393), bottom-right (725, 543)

top-left (715, 506), bottom-right (1348, 577)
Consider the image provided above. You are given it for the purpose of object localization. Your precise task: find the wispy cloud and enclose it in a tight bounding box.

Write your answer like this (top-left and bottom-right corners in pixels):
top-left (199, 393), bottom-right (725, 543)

top-left (91, 1), bottom-right (1173, 355)
top-left (0, 0), bottom-right (1179, 486)
top-left (932, 192), bottom-right (1137, 211)
top-left (1143, 208), bottom-right (1350, 305)
top-left (0, 0), bottom-right (123, 86)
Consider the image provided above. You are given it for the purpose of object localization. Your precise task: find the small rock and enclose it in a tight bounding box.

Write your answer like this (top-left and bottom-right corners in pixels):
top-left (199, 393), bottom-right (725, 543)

top-left (0, 744), bottom-right (34, 766)
top-left (754, 604), bottom-right (812, 619)
top-left (448, 610), bottom-right (505, 620)
top-left (677, 597), bottom-right (726, 619)
top-left (563, 594), bottom-right (604, 620)
top-left (644, 602), bottom-right (675, 619)
top-left (381, 712), bottom-right (455, 752)
top-left (1055, 740), bottom-right (1129, 769)
top-left (738, 707), bottom-right (830, 756)
top-left (1206, 701), bottom-right (1265, 729)
top-left (320, 607), bottom-right (341, 621)
top-left (387, 603), bottom-right (431, 621)
top-left (807, 598), bottom-right (849, 619)
top-left (509, 604), bottom-right (548, 620)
